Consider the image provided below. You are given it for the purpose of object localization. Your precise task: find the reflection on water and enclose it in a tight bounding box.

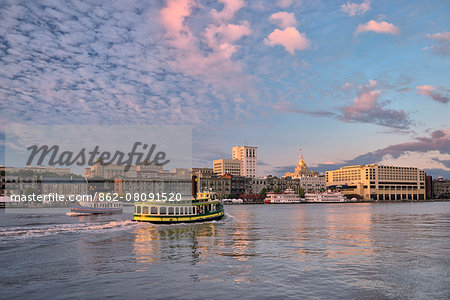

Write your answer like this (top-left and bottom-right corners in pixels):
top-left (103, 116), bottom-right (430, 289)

top-left (227, 208), bottom-right (252, 261)
top-left (1, 203), bottom-right (449, 298)
top-left (133, 224), bottom-right (160, 267)
top-left (324, 204), bottom-right (374, 260)
top-left (133, 221), bottom-right (222, 269)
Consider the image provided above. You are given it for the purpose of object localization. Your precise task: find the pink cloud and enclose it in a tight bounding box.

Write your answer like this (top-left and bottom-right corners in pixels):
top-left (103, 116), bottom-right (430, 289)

top-left (417, 85), bottom-right (450, 104)
top-left (159, 0), bottom-right (249, 72)
top-left (341, 0), bottom-right (370, 16)
top-left (158, 0), bottom-right (258, 116)
top-left (160, 0), bottom-right (196, 49)
top-left (425, 32), bottom-right (450, 57)
top-left (276, 0), bottom-right (294, 8)
top-left (340, 80), bottom-right (410, 129)
top-left (345, 90), bottom-right (381, 115)
top-left (264, 27), bottom-right (310, 54)
top-left (211, 0), bottom-right (246, 21)
top-left (269, 12), bottom-right (297, 29)
top-left (203, 22), bottom-right (251, 59)
top-left (426, 32), bottom-right (450, 41)
top-left (356, 20), bottom-right (399, 35)
top-left (417, 85), bottom-right (435, 96)
top-left (340, 82), bottom-right (353, 92)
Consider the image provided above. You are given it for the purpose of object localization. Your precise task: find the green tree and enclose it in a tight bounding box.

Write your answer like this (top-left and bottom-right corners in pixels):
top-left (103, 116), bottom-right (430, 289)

top-left (260, 188), bottom-right (267, 196)
top-left (273, 187), bottom-right (281, 193)
top-left (297, 187), bottom-right (305, 198)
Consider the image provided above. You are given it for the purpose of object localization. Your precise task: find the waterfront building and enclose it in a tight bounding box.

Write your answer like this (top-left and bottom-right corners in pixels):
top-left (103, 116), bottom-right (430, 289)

top-left (326, 164), bottom-right (426, 201)
top-left (191, 170), bottom-right (253, 198)
top-left (299, 175), bottom-right (326, 193)
top-left (172, 168), bottom-right (190, 178)
top-left (213, 159), bottom-right (241, 176)
top-left (4, 174), bottom-right (40, 196)
top-left (196, 175), bottom-right (231, 198)
top-left (249, 176), bottom-right (301, 194)
top-left (192, 169), bottom-right (231, 197)
top-left (4, 174), bottom-right (87, 198)
top-left (40, 177), bottom-right (88, 198)
top-left (114, 177), bottom-right (191, 197)
top-left (191, 167), bottom-right (215, 178)
top-left (86, 160), bottom-right (186, 179)
top-left (86, 160), bottom-right (137, 178)
top-left (220, 173), bottom-right (250, 196)
top-left (432, 177), bottom-right (450, 198)
top-left (0, 165), bottom-right (4, 196)
top-left (426, 175), bottom-right (433, 199)
top-left (232, 145), bottom-right (257, 178)
top-left (6, 166), bottom-right (70, 175)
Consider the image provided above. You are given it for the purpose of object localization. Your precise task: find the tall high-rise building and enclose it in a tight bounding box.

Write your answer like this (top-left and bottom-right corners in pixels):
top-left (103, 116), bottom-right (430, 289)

top-left (232, 146), bottom-right (257, 178)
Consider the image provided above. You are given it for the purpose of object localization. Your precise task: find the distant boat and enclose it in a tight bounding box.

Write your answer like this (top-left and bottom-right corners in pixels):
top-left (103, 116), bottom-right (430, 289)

top-left (70, 198), bottom-right (123, 214)
top-left (221, 198), bottom-right (243, 204)
top-left (305, 191), bottom-right (347, 203)
top-left (264, 188), bottom-right (305, 204)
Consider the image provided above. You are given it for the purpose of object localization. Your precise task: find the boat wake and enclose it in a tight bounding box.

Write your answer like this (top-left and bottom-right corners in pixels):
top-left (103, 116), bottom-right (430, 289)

top-left (66, 212), bottom-right (91, 216)
top-left (0, 220), bottom-right (138, 241)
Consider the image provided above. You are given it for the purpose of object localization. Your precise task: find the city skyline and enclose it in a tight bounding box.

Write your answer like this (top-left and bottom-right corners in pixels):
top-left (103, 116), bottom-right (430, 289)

top-left (0, 0), bottom-right (449, 178)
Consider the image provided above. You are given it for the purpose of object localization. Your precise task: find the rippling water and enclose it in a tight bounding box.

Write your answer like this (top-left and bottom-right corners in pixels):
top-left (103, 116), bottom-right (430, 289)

top-left (1, 202), bottom-right (449, 299)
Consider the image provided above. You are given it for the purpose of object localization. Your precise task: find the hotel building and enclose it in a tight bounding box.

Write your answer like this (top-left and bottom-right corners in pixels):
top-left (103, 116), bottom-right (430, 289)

top-left (326, 164), bottom-right (426, 201)
top-left (213, 159), bottom-right (242, 176)
top-left (232, 146), bottom-right (257, 178)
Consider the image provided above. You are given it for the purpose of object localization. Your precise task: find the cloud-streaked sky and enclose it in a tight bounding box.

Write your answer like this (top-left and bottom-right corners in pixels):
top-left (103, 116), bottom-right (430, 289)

top-left (0, 0), bottom-right (449, 178)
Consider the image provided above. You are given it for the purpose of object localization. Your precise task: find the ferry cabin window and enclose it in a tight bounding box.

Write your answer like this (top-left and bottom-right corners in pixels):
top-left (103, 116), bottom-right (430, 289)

top-left (143, 206), bottom-right (149, 214)
top-left (136, 206), bottom-right (141, 214)
top-left (160, 207), bottom-right (167, 215)
top-left (168, 207), bottom-right (174, 215)
top-left (175, 207), bottom-right (179, 215)
top-left (151, 207), bottom-right (158, 214)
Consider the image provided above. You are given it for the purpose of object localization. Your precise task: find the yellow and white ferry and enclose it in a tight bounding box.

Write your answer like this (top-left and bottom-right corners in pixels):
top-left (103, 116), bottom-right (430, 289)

top-left (133, 191), bottom-right (224, 224)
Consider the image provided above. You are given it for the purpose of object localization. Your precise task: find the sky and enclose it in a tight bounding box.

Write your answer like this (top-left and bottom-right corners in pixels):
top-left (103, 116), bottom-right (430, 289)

top-left (0, 0), bottom-right (449, 178)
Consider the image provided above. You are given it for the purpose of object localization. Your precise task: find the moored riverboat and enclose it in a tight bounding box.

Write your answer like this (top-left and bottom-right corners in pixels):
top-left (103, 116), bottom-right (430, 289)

top-left (264, 188), bottom-right (305, 204)
top-left (305, 191), bottom-right (347, 203)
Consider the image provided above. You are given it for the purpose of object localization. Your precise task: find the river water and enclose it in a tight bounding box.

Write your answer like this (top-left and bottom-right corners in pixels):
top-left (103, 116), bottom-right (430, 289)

top-left (1, 202), bottom-right (449, 299)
